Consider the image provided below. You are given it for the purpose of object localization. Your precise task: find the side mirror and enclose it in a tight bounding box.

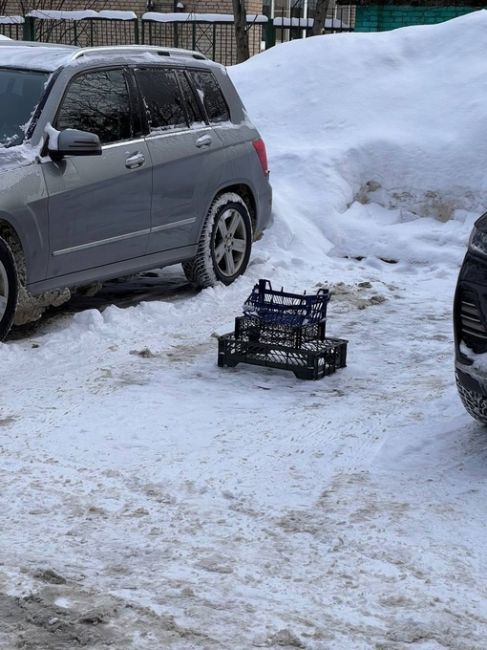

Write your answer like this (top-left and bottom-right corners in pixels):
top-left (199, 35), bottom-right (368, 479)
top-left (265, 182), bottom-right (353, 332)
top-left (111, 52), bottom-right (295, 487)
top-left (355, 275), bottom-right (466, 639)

top-left (46, 124), bottom-right (102, 159)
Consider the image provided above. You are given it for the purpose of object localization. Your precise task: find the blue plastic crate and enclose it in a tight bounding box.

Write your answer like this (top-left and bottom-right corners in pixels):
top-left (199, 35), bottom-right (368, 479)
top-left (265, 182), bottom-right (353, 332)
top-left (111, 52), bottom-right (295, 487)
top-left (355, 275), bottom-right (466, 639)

top-left (243, 279), bottom-right (329, 327)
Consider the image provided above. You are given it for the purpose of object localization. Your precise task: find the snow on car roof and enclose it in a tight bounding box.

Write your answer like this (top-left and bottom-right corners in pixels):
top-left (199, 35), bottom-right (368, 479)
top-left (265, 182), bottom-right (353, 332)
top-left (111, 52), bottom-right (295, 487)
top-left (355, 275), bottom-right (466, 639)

top-left (0, 42), bottom-right (76, 72)
top-left (0, 42), bottom-right (210, 73)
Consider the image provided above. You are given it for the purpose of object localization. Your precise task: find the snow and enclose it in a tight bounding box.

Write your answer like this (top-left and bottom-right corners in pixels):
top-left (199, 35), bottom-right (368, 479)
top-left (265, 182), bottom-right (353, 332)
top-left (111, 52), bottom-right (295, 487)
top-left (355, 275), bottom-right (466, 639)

top-left (26, 9), bottom-right (137, 21)
top-left (460, 342), bottom-right (487, 372)
top-left (27, 9), bottom-right (99, 21)
top-left (1, 11), bottom-right (487, 649)
top-left (0, 15), bottom-right (23, 25)
top-left (143, 12), bottom-right (268, 24)
top-left (0, 43), bottom-right (75, 72)
top-left (98, 11), bottom-right (138, 21)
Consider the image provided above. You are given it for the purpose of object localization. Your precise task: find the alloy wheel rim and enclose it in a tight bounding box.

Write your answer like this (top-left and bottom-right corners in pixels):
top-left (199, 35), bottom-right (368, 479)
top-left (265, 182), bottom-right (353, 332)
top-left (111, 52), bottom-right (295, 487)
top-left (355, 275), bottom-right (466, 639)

top-left (0, 260), bottom-right (8, 322)
top-left (213, 208), bottom-right (248, 278)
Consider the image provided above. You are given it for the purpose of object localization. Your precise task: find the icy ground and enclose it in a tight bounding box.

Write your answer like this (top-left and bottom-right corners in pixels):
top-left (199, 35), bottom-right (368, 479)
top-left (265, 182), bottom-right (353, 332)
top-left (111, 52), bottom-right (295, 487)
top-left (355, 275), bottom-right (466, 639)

top-left (1, 12), bottom-right (487, 650)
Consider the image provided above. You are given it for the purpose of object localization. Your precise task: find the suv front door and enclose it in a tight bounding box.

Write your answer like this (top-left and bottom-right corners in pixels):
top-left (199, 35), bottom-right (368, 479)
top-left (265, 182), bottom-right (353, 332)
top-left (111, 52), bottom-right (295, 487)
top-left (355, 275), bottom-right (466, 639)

top-left (43, 67), bottom-right (152, 279)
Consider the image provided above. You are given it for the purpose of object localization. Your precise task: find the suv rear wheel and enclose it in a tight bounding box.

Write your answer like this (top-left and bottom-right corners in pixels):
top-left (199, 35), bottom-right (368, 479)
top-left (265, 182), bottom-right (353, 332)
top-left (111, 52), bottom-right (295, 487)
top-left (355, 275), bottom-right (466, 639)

top-left (183, 192), bottom-right (253, 288)
top-left (0, 236), bottom-right (18, 341)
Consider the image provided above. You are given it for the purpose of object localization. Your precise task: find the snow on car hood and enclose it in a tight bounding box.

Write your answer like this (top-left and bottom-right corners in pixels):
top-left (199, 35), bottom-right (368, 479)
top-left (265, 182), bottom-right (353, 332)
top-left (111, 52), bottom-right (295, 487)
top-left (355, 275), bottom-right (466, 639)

top-left (0, 144), bottom-right (38, 173)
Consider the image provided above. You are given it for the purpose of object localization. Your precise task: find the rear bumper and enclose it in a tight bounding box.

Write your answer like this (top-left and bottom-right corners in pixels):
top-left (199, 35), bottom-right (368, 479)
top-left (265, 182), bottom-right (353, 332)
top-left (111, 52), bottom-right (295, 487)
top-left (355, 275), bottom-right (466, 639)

top-left (255, 179), bottom-right (272, 238)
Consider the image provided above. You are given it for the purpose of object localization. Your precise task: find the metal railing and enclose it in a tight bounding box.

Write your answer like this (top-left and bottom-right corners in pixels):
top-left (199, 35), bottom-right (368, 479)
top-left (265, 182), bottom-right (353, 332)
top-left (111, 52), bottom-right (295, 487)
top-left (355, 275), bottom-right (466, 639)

top-left (0, 8), bottom-right (355, 65)
top-left (21, 11), bottom-right (139, 47)
top-left (269, 4), bottom-right (355, 45)
top-left (0, 15), bottom-right (24, 41)
top-left (141, 13), bottom-right (267, 66)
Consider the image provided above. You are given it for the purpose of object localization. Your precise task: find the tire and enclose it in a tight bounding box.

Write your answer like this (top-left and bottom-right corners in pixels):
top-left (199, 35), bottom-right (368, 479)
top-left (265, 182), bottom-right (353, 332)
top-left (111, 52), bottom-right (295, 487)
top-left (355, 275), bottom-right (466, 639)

top-left (183, 192), bottom-right (253, 288)
top-left (456, 373), bottom-right (487, 425)
top-left (0, 236), bottom-right (18, 342)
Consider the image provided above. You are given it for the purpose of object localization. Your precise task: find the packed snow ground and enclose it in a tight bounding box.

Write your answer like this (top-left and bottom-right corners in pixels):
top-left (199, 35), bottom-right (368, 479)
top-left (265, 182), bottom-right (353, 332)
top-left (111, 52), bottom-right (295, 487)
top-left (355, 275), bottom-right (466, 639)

top-left (1, 12), bottom-right (487, 649)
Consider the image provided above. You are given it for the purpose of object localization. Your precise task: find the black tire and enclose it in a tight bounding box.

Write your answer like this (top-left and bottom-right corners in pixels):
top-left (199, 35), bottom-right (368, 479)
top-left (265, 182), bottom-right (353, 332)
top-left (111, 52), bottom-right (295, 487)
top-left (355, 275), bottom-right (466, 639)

top-left (0, 236), bottom-right (18, 342)
top-left (456, 373), bottom-right (487, 425)
top-left (183, 192), bottom-right (253, 288)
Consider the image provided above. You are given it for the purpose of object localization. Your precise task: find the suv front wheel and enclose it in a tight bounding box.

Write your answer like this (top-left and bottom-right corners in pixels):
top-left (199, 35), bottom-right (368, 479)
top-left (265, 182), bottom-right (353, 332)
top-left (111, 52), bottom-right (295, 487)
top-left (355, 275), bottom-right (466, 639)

top-left (456, 373), bottom-right (487, 425)
top-left (0, 236), bottom-right (18, 341)
top-left (183, 192), bottom-right (253, 288)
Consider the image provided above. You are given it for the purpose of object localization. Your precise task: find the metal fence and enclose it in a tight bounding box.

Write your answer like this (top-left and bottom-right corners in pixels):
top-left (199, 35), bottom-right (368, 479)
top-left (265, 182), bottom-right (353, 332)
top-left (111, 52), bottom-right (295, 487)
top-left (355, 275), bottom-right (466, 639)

top-left (141, 14), bottom-right (267, 66)
top-left (269, 4), bottom-right (355, 44)
top-left (25, 17), bottom-right (139, 46)
top-left (0, 16), bottom-right (24, 41)
top-left (0, 9), bottom-right (355, 66)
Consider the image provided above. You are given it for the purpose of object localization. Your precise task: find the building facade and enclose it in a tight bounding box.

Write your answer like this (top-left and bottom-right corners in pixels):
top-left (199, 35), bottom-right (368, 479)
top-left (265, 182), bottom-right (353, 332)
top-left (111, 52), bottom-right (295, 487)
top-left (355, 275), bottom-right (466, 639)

top-left (340, 0), bottom-right (486, 32)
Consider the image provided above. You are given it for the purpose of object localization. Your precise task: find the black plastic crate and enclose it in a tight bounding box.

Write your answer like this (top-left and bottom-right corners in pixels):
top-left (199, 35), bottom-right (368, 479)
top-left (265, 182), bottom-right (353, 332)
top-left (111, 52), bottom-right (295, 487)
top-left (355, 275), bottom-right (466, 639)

top-left (243, 279), bottom-right (329, 327)
top-left (218, 334), bottom-right (348, 380)
top-left (235, 315), bottom-right (326, 349)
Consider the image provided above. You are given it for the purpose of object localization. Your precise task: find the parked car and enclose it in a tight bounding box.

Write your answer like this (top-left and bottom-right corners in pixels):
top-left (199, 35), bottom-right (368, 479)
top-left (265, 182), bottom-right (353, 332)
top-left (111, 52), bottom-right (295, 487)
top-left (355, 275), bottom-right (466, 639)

top-left (0, 41), bottom-right (272, 340)
top-left (454, 211), bottom-right (487, 423)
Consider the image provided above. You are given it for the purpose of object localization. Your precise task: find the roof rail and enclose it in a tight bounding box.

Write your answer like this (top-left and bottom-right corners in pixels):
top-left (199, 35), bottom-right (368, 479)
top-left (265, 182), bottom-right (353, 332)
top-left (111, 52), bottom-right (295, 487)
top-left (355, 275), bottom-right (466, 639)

top-left (70, 45), bottom-right (207, 62)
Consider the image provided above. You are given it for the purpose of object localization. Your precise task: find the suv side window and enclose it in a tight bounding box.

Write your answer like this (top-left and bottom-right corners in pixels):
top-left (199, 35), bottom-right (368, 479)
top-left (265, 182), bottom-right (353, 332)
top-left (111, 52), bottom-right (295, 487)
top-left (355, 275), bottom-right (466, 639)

top-left (135, 68), bottom-right (187, 133)
top-left (57, 69), bottom-right (132, 145)
top-left (189, 70), bottom-right (230, 124)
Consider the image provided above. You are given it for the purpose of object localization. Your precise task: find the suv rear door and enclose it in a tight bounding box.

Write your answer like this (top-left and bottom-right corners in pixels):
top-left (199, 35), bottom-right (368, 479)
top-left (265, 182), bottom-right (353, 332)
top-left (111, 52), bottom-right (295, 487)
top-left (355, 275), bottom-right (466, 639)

top-left (134, 65), bottom-right (226, 254)
top-left (43, 67), bottom-right (152, 278)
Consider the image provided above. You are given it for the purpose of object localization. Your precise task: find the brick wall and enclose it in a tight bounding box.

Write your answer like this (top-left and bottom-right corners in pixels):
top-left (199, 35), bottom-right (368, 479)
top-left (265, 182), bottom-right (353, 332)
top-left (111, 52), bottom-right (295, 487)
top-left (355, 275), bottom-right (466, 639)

top-left (354, 3), bottom-right (485, 31)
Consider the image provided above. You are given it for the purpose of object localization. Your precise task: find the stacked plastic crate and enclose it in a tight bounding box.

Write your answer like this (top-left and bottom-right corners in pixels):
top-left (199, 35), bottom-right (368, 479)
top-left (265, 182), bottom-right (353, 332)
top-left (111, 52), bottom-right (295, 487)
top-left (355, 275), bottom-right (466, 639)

top-left (218, 279), bottom-right (348, 380)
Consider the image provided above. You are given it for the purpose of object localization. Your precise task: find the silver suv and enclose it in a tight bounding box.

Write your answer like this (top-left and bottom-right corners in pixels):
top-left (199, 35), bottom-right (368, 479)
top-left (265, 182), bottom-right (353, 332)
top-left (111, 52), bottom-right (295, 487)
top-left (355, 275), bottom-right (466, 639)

top-left (0, 41), bottom-right (272, 340)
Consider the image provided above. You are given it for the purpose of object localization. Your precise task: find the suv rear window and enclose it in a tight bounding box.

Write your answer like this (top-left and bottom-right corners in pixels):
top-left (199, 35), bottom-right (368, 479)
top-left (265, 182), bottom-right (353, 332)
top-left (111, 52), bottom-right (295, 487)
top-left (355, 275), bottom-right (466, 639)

top-left (57, 69), bottom-right (132, 145)
top-left (136, 68), bottom-right (187, 132)
top-left (190, 71), bottom-right (230, 124)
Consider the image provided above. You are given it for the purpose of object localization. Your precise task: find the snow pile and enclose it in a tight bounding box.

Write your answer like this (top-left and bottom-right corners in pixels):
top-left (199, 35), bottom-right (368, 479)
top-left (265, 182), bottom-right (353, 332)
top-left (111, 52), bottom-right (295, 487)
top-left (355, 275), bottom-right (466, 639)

top-left (230, 11), bottom-right (487, 267)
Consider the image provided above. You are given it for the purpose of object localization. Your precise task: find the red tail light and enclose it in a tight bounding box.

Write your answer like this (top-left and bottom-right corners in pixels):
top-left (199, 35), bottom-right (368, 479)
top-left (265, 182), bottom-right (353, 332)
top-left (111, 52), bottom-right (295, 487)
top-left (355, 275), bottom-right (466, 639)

top-left (252, 138), bottom-right (269, 176)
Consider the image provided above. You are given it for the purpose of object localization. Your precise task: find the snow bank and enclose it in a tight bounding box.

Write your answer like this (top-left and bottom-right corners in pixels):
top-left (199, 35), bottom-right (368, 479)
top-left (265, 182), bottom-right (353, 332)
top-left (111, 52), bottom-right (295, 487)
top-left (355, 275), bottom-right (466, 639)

top-left (230, 11), bottom-right (487, 267)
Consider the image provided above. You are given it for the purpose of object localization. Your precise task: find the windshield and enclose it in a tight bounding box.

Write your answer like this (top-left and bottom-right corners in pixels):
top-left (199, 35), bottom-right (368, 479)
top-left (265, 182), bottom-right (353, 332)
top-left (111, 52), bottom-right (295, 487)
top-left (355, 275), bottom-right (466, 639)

top-left (0, 68), bottom-right (49, 148)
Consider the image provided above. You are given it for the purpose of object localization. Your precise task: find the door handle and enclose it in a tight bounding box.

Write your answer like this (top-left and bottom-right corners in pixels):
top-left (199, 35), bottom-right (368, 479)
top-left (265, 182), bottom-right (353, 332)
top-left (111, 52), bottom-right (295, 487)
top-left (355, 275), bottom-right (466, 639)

top-left (195, 135), bottom-right (212, 149)
top-left (125, 152), bottom-right (145, 169)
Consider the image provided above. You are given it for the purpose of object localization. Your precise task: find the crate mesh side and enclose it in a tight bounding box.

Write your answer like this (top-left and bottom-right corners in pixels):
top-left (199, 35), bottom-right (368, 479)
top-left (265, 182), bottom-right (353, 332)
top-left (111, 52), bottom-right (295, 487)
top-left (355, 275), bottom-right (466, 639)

top-left (218, 334), bottom-right (347, 380)
top-left (235, 316), bottom-right (326, 348)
